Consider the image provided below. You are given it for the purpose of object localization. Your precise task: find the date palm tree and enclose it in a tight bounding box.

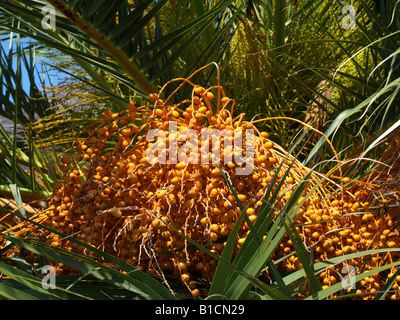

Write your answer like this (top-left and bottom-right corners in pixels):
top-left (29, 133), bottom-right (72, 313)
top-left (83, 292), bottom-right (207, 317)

top-left (0, 0), bottom-right (399, 300)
